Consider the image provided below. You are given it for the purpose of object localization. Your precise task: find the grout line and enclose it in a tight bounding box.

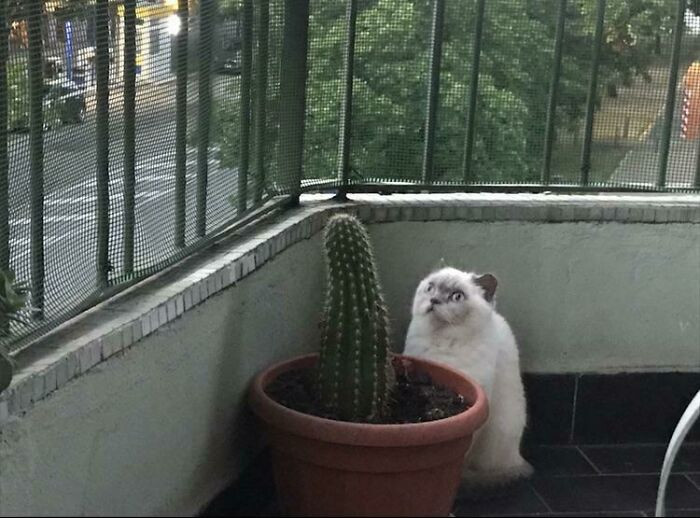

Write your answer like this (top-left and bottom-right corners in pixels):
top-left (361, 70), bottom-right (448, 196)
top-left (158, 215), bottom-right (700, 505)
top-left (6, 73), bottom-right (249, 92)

top-left (576, 446), bottom-right (603, 475)
top-left (528, 470), bottom-right (700, 479)
top-left (686, 473), bottom-right (700, 491)
top-left (574, 442), bottom-right (699, 448)
top-left (568, 374), bottom-right (579, 444)
top-left (529, 483), bottom-right (554, 514)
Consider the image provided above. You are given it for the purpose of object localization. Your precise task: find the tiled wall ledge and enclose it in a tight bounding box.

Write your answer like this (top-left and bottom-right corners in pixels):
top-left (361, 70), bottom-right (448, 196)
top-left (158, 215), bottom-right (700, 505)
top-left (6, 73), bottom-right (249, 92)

top-left (1, 192), bottom-right (698, 426)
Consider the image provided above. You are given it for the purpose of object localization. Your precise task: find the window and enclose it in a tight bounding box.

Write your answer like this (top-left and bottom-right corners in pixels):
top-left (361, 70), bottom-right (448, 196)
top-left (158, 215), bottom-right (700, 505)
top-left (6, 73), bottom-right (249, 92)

top-left (150, 20), bottom-right (160, 54)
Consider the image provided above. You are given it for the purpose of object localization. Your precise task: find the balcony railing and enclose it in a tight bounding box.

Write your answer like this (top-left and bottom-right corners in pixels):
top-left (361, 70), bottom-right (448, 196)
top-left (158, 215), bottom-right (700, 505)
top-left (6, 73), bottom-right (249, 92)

top-left (1, 0), bottom-right (699, 352)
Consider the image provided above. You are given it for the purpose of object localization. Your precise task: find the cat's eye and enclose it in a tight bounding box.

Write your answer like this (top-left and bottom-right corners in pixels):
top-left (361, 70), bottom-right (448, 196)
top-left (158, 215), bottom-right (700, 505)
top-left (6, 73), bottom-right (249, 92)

top-left (450, 291), bottom-right (465, 302)
top-left (426, 283), bottom-right (434, 293)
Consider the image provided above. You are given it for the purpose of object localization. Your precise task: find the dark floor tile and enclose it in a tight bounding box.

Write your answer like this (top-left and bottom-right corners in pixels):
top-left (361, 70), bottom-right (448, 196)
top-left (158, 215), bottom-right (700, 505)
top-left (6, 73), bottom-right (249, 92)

top-left (644, 510), bottom-right (700, 517)
top-left (523, 445), bottom-right (597, 477)
top-left (454, 479), bottom-right (549, 517)
top-left (523, 374), bottom-right (576, 445)
top-left (555, 513), bottom-right (646, 517)
top-left (688, 474), bottom-right (700, 490)
top-left (582, 443), bottom-right (700, 475)
top-left (532, 474), bottom-right (700, 513)
top-left (200, 450), bottom-right (277, 517)
top-left (574, 373), bottom-right (700, 444)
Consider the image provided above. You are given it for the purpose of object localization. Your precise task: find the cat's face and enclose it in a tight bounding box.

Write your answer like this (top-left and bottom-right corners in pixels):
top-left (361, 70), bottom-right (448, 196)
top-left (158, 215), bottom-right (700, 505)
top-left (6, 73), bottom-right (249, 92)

top-left (412, 267), bottom-right (497, 327)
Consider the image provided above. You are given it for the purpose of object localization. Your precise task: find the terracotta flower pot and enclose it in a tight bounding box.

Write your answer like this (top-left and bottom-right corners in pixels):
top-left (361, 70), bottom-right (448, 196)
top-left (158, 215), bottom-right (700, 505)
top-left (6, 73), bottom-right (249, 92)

top-left (248, 353), bottom-right (489, 517)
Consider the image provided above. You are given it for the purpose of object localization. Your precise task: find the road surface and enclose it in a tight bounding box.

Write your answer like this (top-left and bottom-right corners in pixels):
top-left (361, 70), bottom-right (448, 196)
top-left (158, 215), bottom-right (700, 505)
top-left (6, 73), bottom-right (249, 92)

top-left (7, 76), bottom-right (244, 329)
top-left (611, 88), bottom-right (698, 188)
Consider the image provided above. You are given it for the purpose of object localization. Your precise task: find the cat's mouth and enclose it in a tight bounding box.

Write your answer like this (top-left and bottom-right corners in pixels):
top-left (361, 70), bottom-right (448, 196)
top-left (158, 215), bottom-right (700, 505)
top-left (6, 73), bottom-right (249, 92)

top-left (425, 305), bottom-right (443, 319)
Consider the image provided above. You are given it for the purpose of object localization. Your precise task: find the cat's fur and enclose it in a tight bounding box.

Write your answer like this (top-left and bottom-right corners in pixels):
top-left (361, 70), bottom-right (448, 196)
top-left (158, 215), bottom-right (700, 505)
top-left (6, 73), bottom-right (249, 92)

top-left (404, 267), bottom-right (533, 488)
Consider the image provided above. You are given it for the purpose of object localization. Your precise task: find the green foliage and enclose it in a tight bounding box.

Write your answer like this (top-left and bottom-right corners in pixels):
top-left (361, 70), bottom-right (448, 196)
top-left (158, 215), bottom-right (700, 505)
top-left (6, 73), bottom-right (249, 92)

top-left (8, 61), bottom-right (30, 132)
top-left (0, 269), bottom-right (30, 391)
top-left (317, 213), bottom-right (394, 423)
top-left (0, 269), bottom-right (30, 338)
top-left (209, 0), bottom-right (679, 185)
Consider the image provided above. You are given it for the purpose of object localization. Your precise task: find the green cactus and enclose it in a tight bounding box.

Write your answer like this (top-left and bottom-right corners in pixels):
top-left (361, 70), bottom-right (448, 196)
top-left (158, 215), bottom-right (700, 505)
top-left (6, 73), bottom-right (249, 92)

top-left (317, 213), bottom-right (394, 422)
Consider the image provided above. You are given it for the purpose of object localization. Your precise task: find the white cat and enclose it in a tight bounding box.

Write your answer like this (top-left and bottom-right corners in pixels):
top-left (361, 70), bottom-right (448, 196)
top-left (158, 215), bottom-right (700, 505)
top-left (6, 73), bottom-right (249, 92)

top-left (404, 267), bottom-right (533, 487)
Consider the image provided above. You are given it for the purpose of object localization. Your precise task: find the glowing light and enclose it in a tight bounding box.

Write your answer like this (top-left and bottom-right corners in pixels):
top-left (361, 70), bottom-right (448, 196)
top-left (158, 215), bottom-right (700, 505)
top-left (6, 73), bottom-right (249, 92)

top-left (167, 14), bottom-right (181, 36)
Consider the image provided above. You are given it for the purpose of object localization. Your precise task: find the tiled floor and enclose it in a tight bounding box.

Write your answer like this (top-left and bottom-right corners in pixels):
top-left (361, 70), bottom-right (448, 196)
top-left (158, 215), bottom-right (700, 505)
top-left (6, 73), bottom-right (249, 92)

top-left (455, 443), bottom-right (700, 517)
top-left (202, 443), bottom-right (700, 517)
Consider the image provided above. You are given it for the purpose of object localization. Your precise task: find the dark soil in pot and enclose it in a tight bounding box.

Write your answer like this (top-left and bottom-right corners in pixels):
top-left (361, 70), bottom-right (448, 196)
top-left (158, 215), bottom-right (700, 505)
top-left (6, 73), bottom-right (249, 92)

top-left (266, 357), bottom-right (470, 424)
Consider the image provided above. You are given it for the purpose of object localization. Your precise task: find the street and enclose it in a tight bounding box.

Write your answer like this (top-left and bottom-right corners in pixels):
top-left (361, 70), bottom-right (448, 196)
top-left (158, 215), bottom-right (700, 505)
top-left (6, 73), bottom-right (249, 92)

top-left (611, 88), bottom-right (698, 188)
top-left (7, 76), bottom-right (242, 323)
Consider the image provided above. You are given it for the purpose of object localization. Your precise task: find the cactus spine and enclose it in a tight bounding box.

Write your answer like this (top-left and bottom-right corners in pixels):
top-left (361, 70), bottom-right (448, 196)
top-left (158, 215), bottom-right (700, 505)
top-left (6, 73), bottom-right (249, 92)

top-left (318, 213), bottom-right (394, 422)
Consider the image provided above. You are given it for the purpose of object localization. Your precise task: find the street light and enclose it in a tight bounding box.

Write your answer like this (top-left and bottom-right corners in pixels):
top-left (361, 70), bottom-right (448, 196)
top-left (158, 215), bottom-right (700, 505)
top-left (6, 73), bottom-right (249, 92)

top-left (167, 14), bottom-right (181, 36)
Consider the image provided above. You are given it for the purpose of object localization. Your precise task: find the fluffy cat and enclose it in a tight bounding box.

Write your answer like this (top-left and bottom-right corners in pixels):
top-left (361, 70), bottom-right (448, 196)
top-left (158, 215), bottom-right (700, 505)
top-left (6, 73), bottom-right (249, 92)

top-left (404, 267), bottom-right (533, 488)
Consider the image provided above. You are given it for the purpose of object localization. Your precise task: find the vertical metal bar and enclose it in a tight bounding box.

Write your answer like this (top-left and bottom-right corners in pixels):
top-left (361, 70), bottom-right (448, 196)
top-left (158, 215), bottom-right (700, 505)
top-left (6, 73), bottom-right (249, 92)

top-left (95, 0), bottom-right (110, 289)
top-left (277, 0), bottom-right (309, 202)
top-left (580, 0), bottom-right (605, 186)
top-left (28, 0), bottom-right (44, 314)
top-left (694, 125), bottom-right (700, 189)
top-left (336, 0), bottom-right (357, 197)
top-left (238, 0), bottom-right (253, 214)
top-left (421, 0), bottom-right (445, 184)
top-left (123, 0), bottom-right (136, 275)
top-left (462, 0), bottom-right (486, 183)
top-left (196, 0), bottom-right (213, 236)
top-left (174, 0), bottom-right (188, 247)
top-left (0, 0), bottom-right (8, 273)
top-left (542, 0), bottom-right (567, 184)
top-left (657, 0), bottom-right (686, 188)
top-left (253, 0), bottom-right (269, 205)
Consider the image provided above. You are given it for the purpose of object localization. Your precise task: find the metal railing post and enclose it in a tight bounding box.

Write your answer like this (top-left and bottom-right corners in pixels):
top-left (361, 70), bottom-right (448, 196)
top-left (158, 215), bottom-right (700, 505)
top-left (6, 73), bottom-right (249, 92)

top-left (657, 0), bottom-right (686, 188)
top-left (28, 0), bottom-right (44, 314)
top-left (462, 0), bottom-right (486, 183)
top-left (277, 0), bottom-right (309, 203)
top-left (542, 0), bottom-right (567, 184)
top-left (421, 0), bottom-right (445, 184)
top-left (174, 0), bottom-right (189, 247)
top-left (238, 0), bottom-right (253, 214)
top-left (95, 0), bottom-right (111, 289)
top-left (580, 0), bottom-right (606, 186)
top-left (123, 0), bottom-right (137, 275)
top-left (253, 0), bottom-right (269, 204)
top-left (337, 0), bottom-right (358, 198)
top-left (196, 0), bottom-right (214, 236)
top-left (0, 0), bottom-right (8, 273)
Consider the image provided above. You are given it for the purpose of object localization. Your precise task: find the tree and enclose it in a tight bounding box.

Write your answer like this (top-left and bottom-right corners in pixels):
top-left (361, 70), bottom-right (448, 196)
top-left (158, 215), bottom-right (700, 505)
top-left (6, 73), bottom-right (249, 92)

top-left (211, 0), bottom-right (681, 185)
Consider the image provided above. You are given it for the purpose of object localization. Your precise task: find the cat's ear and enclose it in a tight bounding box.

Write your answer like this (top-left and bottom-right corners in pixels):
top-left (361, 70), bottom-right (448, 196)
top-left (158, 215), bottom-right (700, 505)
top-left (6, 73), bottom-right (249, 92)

top-left (475, 274), bottom-right (497, 302)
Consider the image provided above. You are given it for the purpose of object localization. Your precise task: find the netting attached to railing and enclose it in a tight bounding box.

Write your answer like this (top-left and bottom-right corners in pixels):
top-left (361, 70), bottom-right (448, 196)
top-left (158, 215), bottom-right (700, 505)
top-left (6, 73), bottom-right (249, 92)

top-left (1, 0), bottom-right (699, 352)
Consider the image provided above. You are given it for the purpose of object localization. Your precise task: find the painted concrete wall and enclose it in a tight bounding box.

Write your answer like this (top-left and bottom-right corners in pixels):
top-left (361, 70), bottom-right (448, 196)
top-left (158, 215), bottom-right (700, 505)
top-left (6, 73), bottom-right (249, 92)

top-left (1, 217), bottom-right (698, 517)
top-left (0, 236), bottom-right (325, 517)
top-left (371, 221), bottom-right (700, 374)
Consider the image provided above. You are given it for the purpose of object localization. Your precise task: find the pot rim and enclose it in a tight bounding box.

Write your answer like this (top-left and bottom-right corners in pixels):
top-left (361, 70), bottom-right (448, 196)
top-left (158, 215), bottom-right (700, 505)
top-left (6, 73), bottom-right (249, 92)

top-left (248, 353), bottom-right (489, 448)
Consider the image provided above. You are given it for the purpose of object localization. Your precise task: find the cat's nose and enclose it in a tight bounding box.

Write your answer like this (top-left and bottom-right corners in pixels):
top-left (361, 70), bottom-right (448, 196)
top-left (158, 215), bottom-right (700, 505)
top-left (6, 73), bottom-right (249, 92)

top-left (430, 298), bottom-right (442, 305)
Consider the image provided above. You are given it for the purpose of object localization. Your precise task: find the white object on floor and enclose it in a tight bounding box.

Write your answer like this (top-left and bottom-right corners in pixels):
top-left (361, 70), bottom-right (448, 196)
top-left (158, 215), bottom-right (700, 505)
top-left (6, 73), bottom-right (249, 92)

top-left (656, 389), bottom-right (700, 517)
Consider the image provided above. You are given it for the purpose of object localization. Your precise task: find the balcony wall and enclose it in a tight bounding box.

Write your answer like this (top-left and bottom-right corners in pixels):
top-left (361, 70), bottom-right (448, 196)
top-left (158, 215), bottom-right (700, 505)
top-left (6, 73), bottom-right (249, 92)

top-left (0, 233), bottom-right (325, 516)
top-left (373, 218), bottom-right (700, 373)
top-left (0, 194), bottom-right (698, 516)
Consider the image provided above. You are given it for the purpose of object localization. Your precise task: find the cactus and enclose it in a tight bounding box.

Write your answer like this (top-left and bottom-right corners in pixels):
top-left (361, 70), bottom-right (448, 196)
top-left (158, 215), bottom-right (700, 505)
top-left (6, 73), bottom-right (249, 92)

top-left (317, 213), bottom-right (394, 422)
